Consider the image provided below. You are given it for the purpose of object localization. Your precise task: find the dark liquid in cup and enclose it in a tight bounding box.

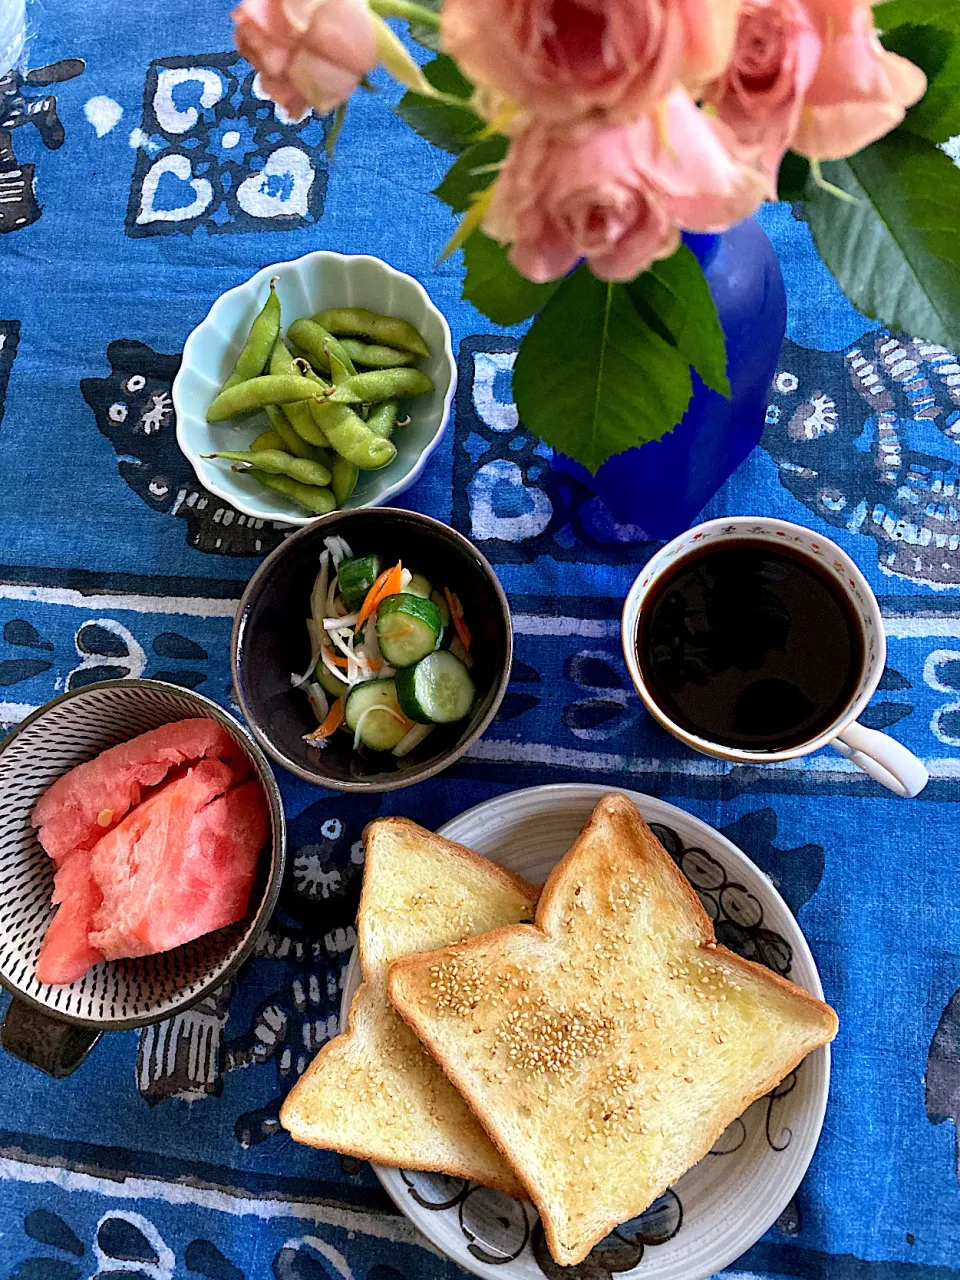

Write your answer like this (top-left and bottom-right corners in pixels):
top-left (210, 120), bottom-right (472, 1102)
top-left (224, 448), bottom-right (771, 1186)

top-left (637, 540), bottom-right (864, 751)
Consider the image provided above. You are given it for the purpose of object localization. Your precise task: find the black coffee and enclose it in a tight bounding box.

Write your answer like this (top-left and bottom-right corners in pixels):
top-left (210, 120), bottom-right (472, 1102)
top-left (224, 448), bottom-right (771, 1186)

top-left (637, 540), bottom-right (864, 751)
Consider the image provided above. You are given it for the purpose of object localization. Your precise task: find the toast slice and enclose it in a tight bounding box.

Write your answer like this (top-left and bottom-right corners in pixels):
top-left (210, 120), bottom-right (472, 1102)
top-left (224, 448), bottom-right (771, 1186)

top-left (279, 817), bottom-right (538, 1194)
top-left (389, 793), bottom-right (838, 1265)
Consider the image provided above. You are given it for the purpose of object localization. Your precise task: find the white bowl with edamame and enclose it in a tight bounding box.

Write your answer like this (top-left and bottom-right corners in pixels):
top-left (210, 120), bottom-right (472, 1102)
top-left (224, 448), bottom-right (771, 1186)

top-left (173, 250), bottom-right (456, 526)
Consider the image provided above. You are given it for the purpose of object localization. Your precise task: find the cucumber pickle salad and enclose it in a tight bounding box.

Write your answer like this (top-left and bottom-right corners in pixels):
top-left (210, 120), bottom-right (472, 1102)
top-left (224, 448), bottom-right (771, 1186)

top-left (293, 536), bottom-right (476, 756)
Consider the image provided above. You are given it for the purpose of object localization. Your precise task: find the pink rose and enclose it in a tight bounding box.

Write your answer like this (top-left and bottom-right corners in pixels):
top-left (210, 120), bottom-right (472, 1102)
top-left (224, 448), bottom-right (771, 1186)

top-left (484, 121), bottom-right (679, 283)
top-left (792, 2), bottom-right (926, 159)
top-left (442, 0), bottom-right (738, 124)
top-left (637, 89), bottom-right (770, 232)
top-left (483, 91), bottom-right (768, 283)
top-left (702, 0), bottom-right (822, 195)
top-left (232, 0), bottom-right (377, 118)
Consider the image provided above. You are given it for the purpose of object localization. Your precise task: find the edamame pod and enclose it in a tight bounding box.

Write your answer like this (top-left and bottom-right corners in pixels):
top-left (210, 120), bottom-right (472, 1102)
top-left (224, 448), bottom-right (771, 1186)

top-left (327, 368), bottom-right (434, 405)
top-left (331, 455), bottom-right (360, 505)
top-left (220, 278), bottom-right (281, 391)
top-left (339, 340), bottom-right (415, 369)
top-left (247, 469), bottom-right (336, 515)
top-left (204, 449), bottom-right (332, 488)
top-left (269, 339), bottom-right (330, 447)
top-left (325, 343), bottom-right (353, 387)
top-left (206, 375), bottom-right (322, 423)
top-left (251, 428), bottom-right (286, 452)
top-left (263, 404), bottom-right (319, 459)
top-left (311, 307), bottom-right (429, 357)
top-left (287, 319), bottom-right (357, 379)
top-left (366, 400), bottom-right (399, 439)
top-left (314, 402), bottom-right (397, 470)
top-left (289, 361), bottom-right (335, 447)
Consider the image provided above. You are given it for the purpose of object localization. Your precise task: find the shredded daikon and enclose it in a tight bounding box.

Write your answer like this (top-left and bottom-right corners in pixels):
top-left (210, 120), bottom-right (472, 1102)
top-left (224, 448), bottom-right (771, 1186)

top-left (325, 573), bottom-right (341, 618)
top-left (353, 703), bottom-right (407, 751)
top-left (318, 643), bottom-right (349, 687)
top-left (304, 680), bottom-right (329, 725)
top-left (324, 613), bottom-right (358, 631)
top-left (392, 722), bottom-right (434, 757)
top-left (291, 617), bottom-right (323, 687)
top-left (399, 568), bottom-right (412, 590)
top-left (323, 535), bottom-right (352, 569)
top-left (310, 551), bottom-right (330, 629)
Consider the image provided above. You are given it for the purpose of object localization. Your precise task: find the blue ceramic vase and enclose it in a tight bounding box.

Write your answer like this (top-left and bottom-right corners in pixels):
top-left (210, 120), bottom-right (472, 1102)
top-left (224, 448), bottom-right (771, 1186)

top-left (553, 217), bottom-right (787, 540)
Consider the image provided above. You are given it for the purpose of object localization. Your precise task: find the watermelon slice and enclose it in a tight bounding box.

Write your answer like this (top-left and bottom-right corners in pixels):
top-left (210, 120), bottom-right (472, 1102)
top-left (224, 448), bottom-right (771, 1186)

top-left (32, 719), bottom-right (269, 986)
top-left (88, 757), bottom-right (266, 960)
top-left (32, 718), bottom-right (246, 866)
top-left (35, 852), bottom-right (105, 986)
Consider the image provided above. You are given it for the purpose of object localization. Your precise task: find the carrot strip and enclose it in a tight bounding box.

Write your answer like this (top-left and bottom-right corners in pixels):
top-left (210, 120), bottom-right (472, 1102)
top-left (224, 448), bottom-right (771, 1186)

top-left (326, 650), bottom-right (350, 669)
top-left (393, 701), bottom-right (415, 732)
top-left (444, 587), bottom-right (472, 651)
top-left (304, 697), bottom-right (345, 741)
top-left (356, 561), bottom-right (404, 631)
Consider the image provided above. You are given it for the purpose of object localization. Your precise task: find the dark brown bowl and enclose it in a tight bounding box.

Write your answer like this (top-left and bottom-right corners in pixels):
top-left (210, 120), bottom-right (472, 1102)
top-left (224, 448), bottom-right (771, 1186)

top-left (232, 508), bottom-right (512, 791)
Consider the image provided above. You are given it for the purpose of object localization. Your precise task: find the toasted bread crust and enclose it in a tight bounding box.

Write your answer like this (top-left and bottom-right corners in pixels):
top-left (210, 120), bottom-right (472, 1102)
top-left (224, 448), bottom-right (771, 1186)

top-left (280, 816), bottom-right (538, 1194)
top-left (357, 817), bottom-right (539, 976)
top-left (389, 794), bottom-right (838, 1265)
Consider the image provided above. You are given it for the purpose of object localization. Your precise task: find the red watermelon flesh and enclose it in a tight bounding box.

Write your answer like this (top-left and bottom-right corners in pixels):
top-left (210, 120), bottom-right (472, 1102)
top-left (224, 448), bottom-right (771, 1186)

top-left (88, 760), bottom-right (267, 961)
top-left (32, 718), bottom-right (246, 867)
top-left (35, 853), bottom-right (105, 986)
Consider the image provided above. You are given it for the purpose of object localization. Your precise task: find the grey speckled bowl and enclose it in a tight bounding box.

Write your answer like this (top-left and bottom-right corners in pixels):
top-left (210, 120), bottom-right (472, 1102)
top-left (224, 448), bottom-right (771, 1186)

top-left (0, 679), bottom-right (285, 1077)
top-left (232, 508), bottom-right (512, 791)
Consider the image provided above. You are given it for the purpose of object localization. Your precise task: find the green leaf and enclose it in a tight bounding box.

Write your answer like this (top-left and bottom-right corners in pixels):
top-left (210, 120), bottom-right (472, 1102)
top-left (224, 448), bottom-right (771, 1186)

top-left (881, 24), bottom-right (960, 141)
top-left (627, 245), bottom-right (730, 397)
top-left (394, 55), bottom-right (482, 154)
top-left (875, 0), bottom-right (960, 36)
top-left (403, 0), bottom-right (441, 49)
top-left (433, 136), bottom-right (509, 212)
top-left (461, 232), bottom-right (560, 325)
top-left (512, 267), bottom-right (694, 473)
top-left (805, 132), bottom-right (960, 350)
top-left (777, 151), bottom-right (811, 202)
top-left (422, 54), bottom-right (473, 98)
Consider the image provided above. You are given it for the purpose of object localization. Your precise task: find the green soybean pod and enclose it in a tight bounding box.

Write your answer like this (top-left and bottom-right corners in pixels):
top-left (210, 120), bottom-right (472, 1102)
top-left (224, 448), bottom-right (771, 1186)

top-left (287, 319), bottom-right (357, 379)
top-left (269, 340), bottom-right (330, 447)
top-left (293, 363), bottom-right (336, 447)
top-left (366, 400), bottom-right (399, 439)
top-left (311, 307), bottom-right (429, 358)
top-left (262, 404), bottom-right (318, 460)
top-left (247, 469), bottom-right (336, 515)
top-left (204, 449), bottom-right (332, 488)
top-left (206, 375), bottom-right (322, 423)
top-left (325, 343), bottom-right (353, 387)
top-left (220, 278), bottom-right (281, 391)
top-left (339, 339), bottom-right (415, 369)
top-left (251, 428), bottom-right (286, 452)
top-left (331, 455), bottom-right (360, 506)
top-left (314, 402), bottom-right (398, 470)
top-left (327, 368), bottom-right (434, 405)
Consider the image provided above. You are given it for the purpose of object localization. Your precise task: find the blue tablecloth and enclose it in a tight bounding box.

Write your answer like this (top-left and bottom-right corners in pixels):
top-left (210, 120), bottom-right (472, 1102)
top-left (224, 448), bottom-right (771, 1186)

top-left (2, 3), bottom-right (959, 1277)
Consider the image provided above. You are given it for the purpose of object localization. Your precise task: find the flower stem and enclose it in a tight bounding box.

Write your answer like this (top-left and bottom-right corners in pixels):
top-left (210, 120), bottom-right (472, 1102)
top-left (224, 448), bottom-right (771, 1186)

top-left (810, 157), bottom-right (858, 205)
top-left (372, 15), bottom-right (433, 94)
top-left (369, 0), bottom-right (441, 27)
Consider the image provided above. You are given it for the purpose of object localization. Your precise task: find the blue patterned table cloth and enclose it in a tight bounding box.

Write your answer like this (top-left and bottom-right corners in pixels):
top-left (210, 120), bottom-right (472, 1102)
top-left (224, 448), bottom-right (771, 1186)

top-left (1, 3), bottom-right (959, 1277)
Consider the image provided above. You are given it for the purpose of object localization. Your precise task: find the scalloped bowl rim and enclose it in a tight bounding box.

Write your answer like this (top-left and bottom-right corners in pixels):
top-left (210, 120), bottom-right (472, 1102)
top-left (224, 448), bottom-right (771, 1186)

top-left (173, 251), bottom-right (457, 526)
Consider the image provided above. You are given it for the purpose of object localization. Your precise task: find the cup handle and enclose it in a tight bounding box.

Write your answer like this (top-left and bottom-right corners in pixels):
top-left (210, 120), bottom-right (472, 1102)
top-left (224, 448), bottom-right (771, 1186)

top-left (831, 721), bottom-right (929, 798)
top-left (1, 996), bottom-right (102, 1077)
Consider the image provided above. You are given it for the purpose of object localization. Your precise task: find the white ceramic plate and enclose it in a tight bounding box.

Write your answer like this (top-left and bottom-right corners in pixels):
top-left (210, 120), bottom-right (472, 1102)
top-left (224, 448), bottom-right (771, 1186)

top-left (341, 784), bottom-right (831, 1280)
top-left (173, 251), bottom-right (456, 526)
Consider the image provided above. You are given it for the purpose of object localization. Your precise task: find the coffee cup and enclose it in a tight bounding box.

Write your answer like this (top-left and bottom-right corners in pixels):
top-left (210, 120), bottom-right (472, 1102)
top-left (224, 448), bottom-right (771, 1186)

top-left (621, 517), bottom-right (928, 798)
